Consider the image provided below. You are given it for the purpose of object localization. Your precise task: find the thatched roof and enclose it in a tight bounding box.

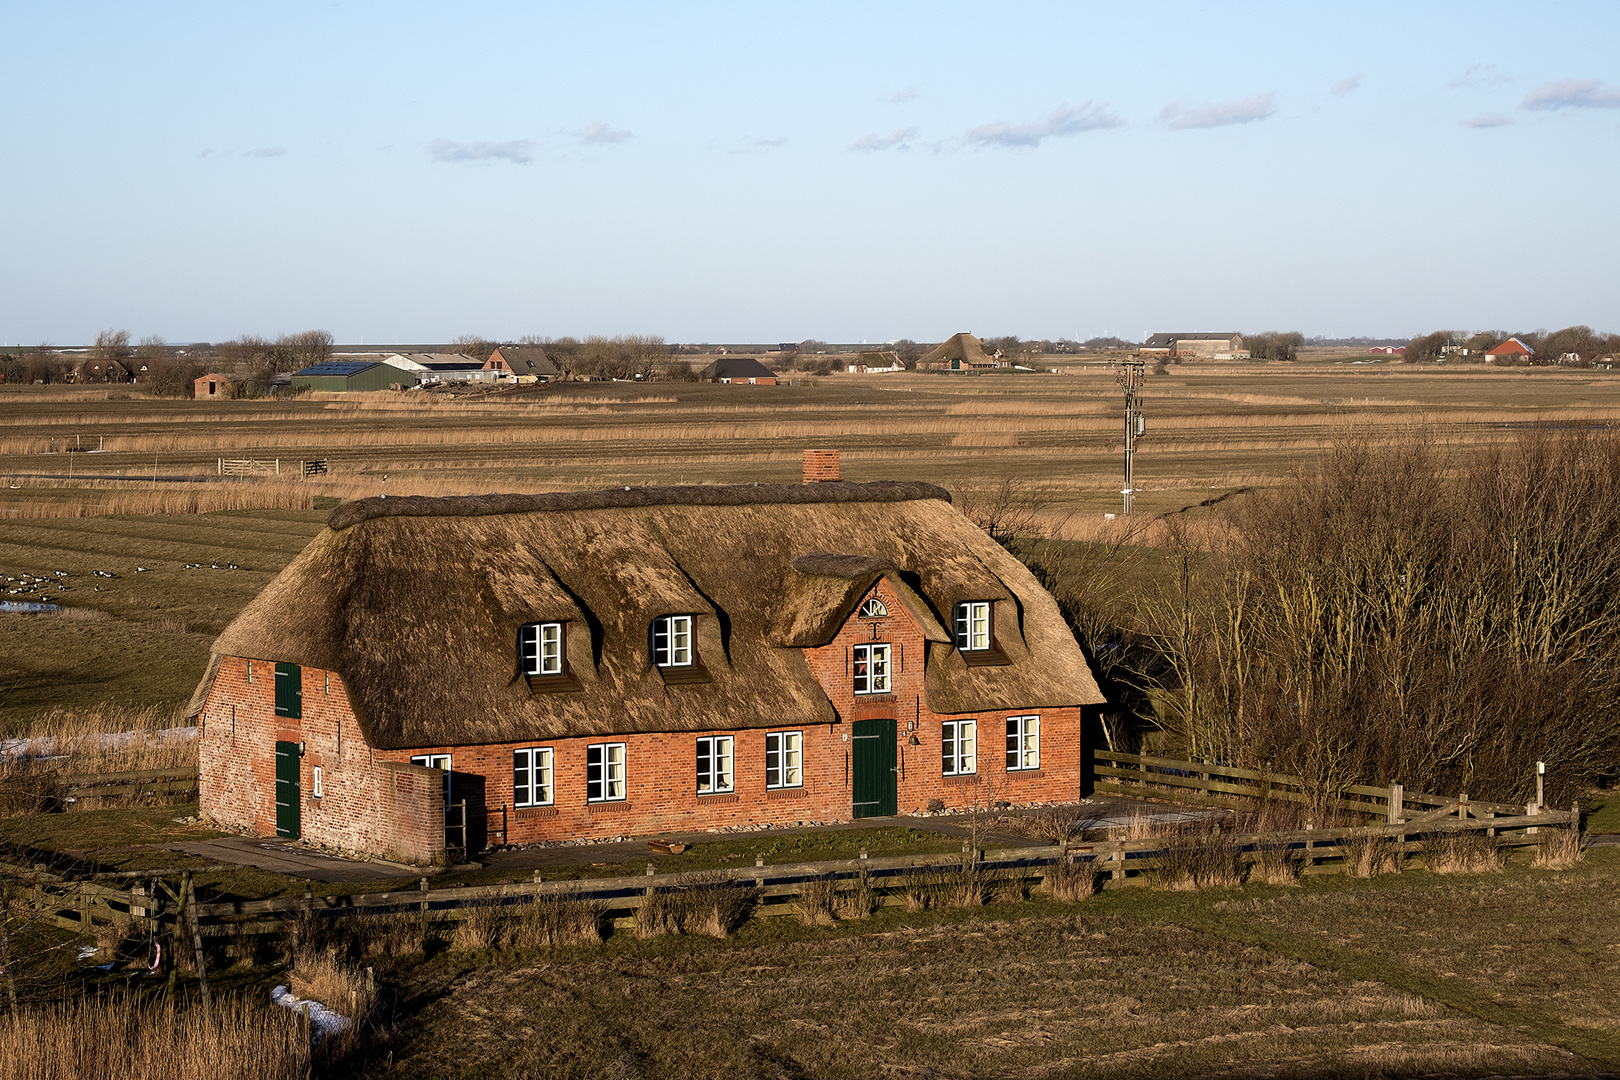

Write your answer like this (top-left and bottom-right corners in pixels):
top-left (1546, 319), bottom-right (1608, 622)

top-left (919, 333), bottom-right (996, 368)
top-left (189, 481), bottom-right (1101, 749)
top-left (700, 357), bottom-right (778, 381)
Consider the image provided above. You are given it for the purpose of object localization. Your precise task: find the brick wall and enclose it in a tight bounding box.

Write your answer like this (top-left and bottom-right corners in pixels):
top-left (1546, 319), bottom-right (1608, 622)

top-left (197, 576), bottom-right (1087, 858)
top-left (802, 448), bottom-right (840, 483)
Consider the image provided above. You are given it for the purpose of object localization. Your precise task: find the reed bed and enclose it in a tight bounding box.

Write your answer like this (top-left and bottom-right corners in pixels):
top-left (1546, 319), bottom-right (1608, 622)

top-left (1532, 826), bottom-right (1587, 870)
top-left (1423, 831), bottom-right (1506, 875)
top-left (1, 705), bottom-right (196, 774)
top-left (0, 479), bottom-right (314, 518)
top-left (0, 995), bottom-right (311, 1080)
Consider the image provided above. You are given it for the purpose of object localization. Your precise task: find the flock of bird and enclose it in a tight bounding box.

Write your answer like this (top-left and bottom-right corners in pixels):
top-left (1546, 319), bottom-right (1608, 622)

top-left (4, 561), bottom-right (249, 595)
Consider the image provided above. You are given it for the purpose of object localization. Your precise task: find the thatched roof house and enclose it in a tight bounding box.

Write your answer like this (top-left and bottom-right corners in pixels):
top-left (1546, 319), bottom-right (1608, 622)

top-left (699, 357), bottom-right (778, 384)
top-left (920, 333), bottom-right (999, 371)
top-left (191, 465), bottom-right (1103, 863)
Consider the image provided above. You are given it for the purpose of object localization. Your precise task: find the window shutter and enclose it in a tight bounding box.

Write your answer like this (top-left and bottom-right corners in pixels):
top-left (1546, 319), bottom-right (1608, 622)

top-left (274, 663), bottom-right (302, 719)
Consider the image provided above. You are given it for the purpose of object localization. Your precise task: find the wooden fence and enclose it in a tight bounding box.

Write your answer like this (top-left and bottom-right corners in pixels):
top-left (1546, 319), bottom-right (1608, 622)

top-left (1092, 748), bottom-right (1543, 823)
top-left (2, 803), bottom-right (1575, 944)
top-left (60, 766), bottom-right (198, 806)
top-left (217, 458), bottom-right (280, 477)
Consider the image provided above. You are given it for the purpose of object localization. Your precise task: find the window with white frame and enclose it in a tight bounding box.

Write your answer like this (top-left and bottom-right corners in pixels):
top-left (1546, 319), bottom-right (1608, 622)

top-left (513, 747), bottom-right (554, 807)
top-left (696, 735), bottom-right (734, 794)
top-left (1006, 715), bottom-right (1040, 771)
top-left (852, 643), bottom-right (890, 694)
top-left (311, 765), bottom-right (324, 798)
top-left (586, 742), bottom-right (626, 802)
top-left (765, 731), bottom-right (803, 788)
top-left (942, 720), bottom-right (977, 775)
top-left (652, 615), bottom-right (694, 668)
top-left (858, 597), bottom-right (887, 618)
top-left (519, 622), bottom-right (565, 676)
top-left (954, 601), bottom-right (991, 652)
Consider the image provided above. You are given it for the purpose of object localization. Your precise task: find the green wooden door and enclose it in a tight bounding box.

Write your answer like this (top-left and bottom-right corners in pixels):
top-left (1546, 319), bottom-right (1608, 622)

top-left (275, 741), bottom-right (301, 839)
top-left (851, 718), bottom-right (897, 818)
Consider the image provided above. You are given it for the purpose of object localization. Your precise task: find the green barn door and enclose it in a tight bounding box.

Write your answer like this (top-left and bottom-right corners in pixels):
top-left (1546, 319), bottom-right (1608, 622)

top-left (274, 741), bottom-right (301, 839)
top-left (851, 718), bottom-right (897, 818)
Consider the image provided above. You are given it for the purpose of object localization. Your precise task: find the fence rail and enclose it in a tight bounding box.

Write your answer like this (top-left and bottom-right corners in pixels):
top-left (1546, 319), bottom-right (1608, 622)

top-left (60, 766), bottom-right (198, 801)
top-left (1092, 749), bottom-right (1531, 819)
top-left (217, 458), bottom-right (280, 476)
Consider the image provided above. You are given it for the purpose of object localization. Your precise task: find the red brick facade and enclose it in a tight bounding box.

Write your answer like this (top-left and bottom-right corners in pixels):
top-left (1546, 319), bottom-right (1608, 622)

top-left (198, 577), bottom-right (1088, 863)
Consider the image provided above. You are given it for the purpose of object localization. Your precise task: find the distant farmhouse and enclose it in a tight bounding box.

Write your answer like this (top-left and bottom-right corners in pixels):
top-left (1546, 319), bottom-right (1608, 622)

top-left (484, 346), bottom-right (558, 383)
top-left (1484, 337), bottom-right (1535, 363)
top-left (700, 357), bottom-right (778, 384)
top-left (188, 452), bottom-right (1103, 864)
top-left (922, 333), bottom-right (1003, 372)
top-left (1141, 333), bottom-right (1248, 360)
top-left (849, 351), bottom-right (903, 374)
top-left (291, 360), bottom-right (419, 393)
top-left (69, 357), bottom-right (135, 383)
top-left (382, 353), bottom-right (493, 384)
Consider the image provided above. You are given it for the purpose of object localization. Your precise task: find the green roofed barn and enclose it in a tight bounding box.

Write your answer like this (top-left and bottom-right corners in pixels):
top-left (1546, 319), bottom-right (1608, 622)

top-left (292, 360), bottom-right (420, 393)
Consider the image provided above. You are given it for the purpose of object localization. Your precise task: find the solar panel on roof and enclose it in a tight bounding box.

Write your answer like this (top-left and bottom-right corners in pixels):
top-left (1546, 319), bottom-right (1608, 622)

top-left (297, 361), bottom-right (377, 376)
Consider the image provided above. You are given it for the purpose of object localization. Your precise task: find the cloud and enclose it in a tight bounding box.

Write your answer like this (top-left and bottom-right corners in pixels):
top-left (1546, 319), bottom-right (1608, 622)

top-left (426, 138), bottom-right (538, 164)
top-left (569, 121), bottom-right (632, 145)
top-left (883, 85), bottom-right (921, 104)
top-left (1447, 63), bottom-right (1511, 89)
top-left (1522, 78), bottom-right (1620, 111)
top-left (731, 136), bottom-right (788, 153)
top-left (1330, 75), bottom-right (1362, 96)
top-left (962, 102), bottom-right (1123, 149)
top-left (244, 146), bottom-right (286, 158)
top-left (1159, 92), bottom-right (1277, 130)
top-left (197, 148), bottom-right (211, 159)
top-left (1462, 113), bottom-right (1513, 128)
top-left (851, 127), bottom-right (919, 152)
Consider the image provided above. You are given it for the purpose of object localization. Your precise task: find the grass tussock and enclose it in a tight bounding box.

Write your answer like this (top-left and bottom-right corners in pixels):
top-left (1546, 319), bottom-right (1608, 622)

top-left (1153, 826), bottom-right (1244, 891)
top-left (1341, 834), bottom-right (1402, 878)
top-left (450, 903), bottom-right (504, 951)
top-left (1423, 830), bottom-right (1505, 875)
top-left (509, 891), bottom-right (605, 948)
top-left (1532, 826), bottom-right (1587, 870)
top-left (290, 948), bottom-right (377, 1056)
top-left (796, 872), bottom-right (875, 925)
top-left (637, 873), bottom-right (759, 938)
top-left (1040, 858), bottom-right (1100, 901)
top-left (0, 994), bottom-right (310, 1080)
top-left (1246, 845), bottom-right (1304, 886)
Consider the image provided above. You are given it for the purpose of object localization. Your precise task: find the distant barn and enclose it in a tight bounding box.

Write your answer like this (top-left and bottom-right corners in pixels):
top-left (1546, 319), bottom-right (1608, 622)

top-left (292, 360), bottom-right (419, 393)
top-left (700, 357), bottom-right (778, 385)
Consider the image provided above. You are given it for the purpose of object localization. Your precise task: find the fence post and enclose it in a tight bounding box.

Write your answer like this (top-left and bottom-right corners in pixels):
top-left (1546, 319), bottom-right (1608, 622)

top-left (184, 869), bottom-right (212, 1023)
top-left (1458, 792), bottom-right (1469, 821)
top-left (1110, 847), bottom-right (1125, 882)
top-left (1303, 821), bottom-right (1315, 869)
top-left (419, 877), bottom-right (429, 912)
top-left (1387, 782), bottom-right (1403, 824)
top-left (754, 856), bottom-right (765, 888)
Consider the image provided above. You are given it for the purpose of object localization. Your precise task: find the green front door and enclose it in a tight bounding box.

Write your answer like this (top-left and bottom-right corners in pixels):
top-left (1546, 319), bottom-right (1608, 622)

top-left (274, 741), bottom-right (301, 839)
top-left (851, 718), bottom-right (897, 818)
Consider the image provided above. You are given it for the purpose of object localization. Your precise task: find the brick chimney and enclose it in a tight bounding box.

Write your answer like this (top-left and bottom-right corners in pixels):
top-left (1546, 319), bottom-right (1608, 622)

top-left (802, 448), bottom-right (840, 483)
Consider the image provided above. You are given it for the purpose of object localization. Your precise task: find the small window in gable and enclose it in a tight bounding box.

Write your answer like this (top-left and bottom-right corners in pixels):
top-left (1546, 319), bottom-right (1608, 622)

top-left (519, 622), bottom-right (566, 676)
top-left (858, 597), bottom-right (888, 618)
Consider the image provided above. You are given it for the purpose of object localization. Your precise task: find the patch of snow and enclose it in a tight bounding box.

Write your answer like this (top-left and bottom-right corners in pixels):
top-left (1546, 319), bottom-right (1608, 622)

top-left (0, 725), bottom-right (196, 761)
top-left (271, 985), bottom-right (352, 1041)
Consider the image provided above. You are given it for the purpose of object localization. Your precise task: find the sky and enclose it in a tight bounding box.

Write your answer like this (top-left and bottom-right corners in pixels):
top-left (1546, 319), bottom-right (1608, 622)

top-left (2, 1), bottom-right (1617, 346)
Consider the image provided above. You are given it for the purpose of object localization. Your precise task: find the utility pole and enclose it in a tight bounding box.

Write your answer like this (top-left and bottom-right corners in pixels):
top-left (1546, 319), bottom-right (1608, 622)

top-left (1117, 359), bottom-right (1146, 514)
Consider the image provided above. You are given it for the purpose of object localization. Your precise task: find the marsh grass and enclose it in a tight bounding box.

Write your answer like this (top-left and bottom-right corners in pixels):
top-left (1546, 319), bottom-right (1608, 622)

top-left (1341, 833), bottom-right (1403, 878)
top-left (1532, 826), bottom-right (1587, 870)
top-left (0, 994), bottom-right (310, 1080)
top-left (1423, 830), bottom-right (1505, 875)
top-left (637, 872), bottom-right (759, 938)
top-left (1246, 844), bottom-right (1304, 886)
top-left (509, 890), bottom-right (605, 948)
top-left (1039, 857), bottom-right (1100, 900)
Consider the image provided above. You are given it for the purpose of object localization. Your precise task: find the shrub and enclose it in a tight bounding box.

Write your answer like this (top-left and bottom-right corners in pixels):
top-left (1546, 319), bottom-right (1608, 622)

top-left (1423, 830), bottom-right (1504, 875)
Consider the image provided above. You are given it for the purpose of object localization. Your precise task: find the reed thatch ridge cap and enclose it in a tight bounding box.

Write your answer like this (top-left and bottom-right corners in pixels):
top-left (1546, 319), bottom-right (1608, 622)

top-left (790, 551), bottom-right (901, 580)
top-left (326, 480), bottom-right (952, 531)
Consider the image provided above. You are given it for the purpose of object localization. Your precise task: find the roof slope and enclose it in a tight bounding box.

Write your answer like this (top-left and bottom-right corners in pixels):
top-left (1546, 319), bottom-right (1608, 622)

top-left (190, 482), bottom-right (1102, 749)
top-left (699, 357), bottom-right (778, 380)
top-left (489, 346), bottom-right (557, 375)
top-left (919, 333), bottom-right (996, 367)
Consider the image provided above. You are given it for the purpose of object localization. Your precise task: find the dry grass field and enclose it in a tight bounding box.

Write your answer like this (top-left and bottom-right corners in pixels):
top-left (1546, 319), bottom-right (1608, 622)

top-left (2, 362), bottom-right (1617, 733)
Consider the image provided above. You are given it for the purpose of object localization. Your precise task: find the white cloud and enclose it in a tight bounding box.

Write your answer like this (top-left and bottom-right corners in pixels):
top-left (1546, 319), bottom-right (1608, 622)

top-left (426, 138), bottom-right (538, 164)
top-left (1159, 92), bottom-right (1277, 130)
top-left (1447, 63), bottom-right (1511, 89)
top-left (850, 127), bottom-right (919, 152)
top-left (1331, 75), bottom-right (1363, 96)
top-left (731, 136), bottom-right (788, 154)
top-left (569, 121), bottom-right (632, 145)
top-left (1462, 113), bottom-right (1513, 129)
top-left (244, 146), bottom-right (286, 158)
top-left (883, 85), bottom-right (921, 104)
top-left (1522, 78), bottom-right (1620, 111)
top-left (962, 102), bottom-right (1122, 149)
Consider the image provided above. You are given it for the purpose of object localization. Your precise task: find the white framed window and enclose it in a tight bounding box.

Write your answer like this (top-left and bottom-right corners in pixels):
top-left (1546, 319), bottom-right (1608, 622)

top-left (765, 731), bottom-right (803, 789)
top-left (696, 735), bottom-right (734, 794)
top-left (1006, 715), bottom-right (1040, 771)
top-left (942, 720), bottom-right (977, 776)
top-left (852, 643), bottom-right (890, 694)
top-left (586, 742), bottom-right (626, 802)
top-left (311, 765), bottom-right (324, 798)
top-left (513, 747), bottom-right (554, 807)
top-left (954, 601), bottom-right (991, 652)
top-left (858, 597), bottom-right (888, 618)
top-left (410, 753), bottom-right (453, 804)
top-left (519, 622), bottom-right (565, 676)
top-left (652, 615), bottom-right (694, 668)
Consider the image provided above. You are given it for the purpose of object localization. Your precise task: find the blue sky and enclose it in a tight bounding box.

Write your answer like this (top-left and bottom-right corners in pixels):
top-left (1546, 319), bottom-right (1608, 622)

top-left (2, 1), bottom-right (1616, 345)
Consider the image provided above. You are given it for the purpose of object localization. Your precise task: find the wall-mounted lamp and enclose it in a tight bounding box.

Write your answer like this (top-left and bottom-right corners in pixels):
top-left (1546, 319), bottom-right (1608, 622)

top-left (298, 741), bottom-right (306, 756)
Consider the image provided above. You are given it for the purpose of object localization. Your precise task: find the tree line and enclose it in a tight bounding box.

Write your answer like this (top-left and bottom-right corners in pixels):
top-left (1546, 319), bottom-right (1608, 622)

top-left (1023, 431), bottom-right (1620, 811)
top-left (1402, 326), bottom-right (1620, 365)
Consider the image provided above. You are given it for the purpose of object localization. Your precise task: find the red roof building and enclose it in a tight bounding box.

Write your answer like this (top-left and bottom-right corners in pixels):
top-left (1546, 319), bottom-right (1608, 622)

top-left (1484, 337), bottom-right (1534, 361)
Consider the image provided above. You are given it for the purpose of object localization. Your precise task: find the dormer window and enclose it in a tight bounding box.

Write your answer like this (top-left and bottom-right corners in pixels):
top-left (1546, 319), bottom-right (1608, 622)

top-left (519, 622), bottom-right (565, 676)
top-left (858, 597), bottom-right (888, 618)
top-left (954, 602), bottom-right (991, 652)
top-left (652, 615), bottom-right (694, 668)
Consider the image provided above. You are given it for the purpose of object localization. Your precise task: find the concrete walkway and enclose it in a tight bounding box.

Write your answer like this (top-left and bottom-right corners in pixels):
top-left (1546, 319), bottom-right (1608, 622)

top-left (170, 837), bottom-right (414, 883)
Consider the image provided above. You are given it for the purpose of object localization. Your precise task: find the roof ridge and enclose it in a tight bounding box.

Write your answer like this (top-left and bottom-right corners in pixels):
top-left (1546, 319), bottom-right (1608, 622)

top-left (327, 480), bottom-right (951, 531)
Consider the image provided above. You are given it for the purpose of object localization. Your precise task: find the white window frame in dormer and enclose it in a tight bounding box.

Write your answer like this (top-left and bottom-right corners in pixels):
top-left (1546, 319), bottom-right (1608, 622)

top-left (955, 601), bottom-right (991, 652)
top-left (519, 622), bottom-right (565, 676)
top-left (652, 615), bottom-right (694, 668)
